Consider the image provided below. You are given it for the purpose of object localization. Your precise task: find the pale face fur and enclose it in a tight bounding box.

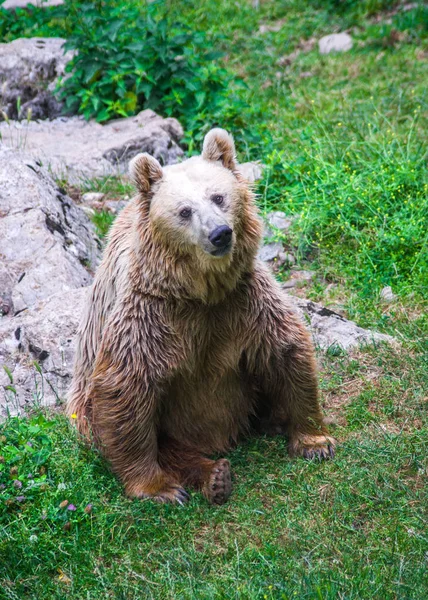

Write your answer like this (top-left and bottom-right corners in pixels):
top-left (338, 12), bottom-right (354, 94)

top-left (150, 157), bottom-right (241, 260)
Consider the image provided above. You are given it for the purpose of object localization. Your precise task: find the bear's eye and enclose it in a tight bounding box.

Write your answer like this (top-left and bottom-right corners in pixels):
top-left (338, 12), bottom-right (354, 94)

top-left (211, 194), bottom-right (225, 206)
top-left (179, 207), bottom-right (192, 219)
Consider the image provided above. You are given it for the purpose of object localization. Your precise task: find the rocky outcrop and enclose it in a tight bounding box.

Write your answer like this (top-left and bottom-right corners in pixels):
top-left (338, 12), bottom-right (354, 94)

top-left (288, 296), bottom-right (395, 351)
top-left (0, 147), bottom-right (395, 417)
top-left (0, 288), bottom-right (85, 416)
top-left (0, 37), bottom-right (72, 121)
top-left (0, 145), bottom-right (100, 315)
top-left (0, 109), bottom-right (184, 183)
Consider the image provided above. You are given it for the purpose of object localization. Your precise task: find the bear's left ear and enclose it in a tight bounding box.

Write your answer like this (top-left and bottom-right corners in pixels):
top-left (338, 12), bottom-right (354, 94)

top-left (202, 128), bottom-right (237, 171)
top-left (129, 152), bottom-right (163, 195)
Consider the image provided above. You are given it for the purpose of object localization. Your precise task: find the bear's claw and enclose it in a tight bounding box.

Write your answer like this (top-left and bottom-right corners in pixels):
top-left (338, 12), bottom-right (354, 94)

top-left (202, 458), bottom-right (232, 505)
top-left (152, 485), bottom-right (190, 505)
top-left (128, 483), bottom-right (190, 504)
top-left (289, 434), bottom-right (336, 461)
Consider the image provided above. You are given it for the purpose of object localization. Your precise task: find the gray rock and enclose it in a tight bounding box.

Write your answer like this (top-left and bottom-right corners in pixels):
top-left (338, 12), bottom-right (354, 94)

top-left (319, 33), bottom-right (353, 55)
top-left (237, 161), bottom-right (264, 183)
top-left (0, 145), bottom-right (100, 315)
top-left (265, 211), bottom-right (294, 235)
top-left (3, 0), bottom-right (64, 8)
top-left (258, 242), bottom-right (284, 262)
top-left (104, 200), bottom-right (128, 215)
top-left (0, 37), bottom-right (72, 121)
top-left (81, 192), bottom-right (105, 206)
top-left (0, 288), bottom-right (86, 416)
top-left (287, 295), bottom-right (395, 351)
top-left (0, 109), bottom-right (184, 183)
top-left (380, 286), bottom-right (396, 303)
top-left (284, 269), bottom-right (315, 288)
top-left (279, 252), bottom-right (295, 266)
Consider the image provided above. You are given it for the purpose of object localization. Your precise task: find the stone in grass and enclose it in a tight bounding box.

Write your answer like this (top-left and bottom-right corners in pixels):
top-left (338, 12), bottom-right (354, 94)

top-left (319, 33), bottom-right (353, 55)
top-left (265, 211), bottom-right (295, 235)
top-left (283, 269), bottom-right (315, 289)
top-left (81, 192), bottom-right (105, 206)
top-left (237, 162), bottom-right (264, 183)
top-left (288, 295), bottom-right (395, 352)
top-left (380, 286), bottom-right (396, 303)
top-left (103, 200), bottom-right (128, 215)
top-left (258, 242), bottom-right (295, 267)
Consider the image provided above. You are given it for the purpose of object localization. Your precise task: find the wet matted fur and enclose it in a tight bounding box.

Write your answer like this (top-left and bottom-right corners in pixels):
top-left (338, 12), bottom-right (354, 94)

top-left (67, 128), bottom-right (335, 505)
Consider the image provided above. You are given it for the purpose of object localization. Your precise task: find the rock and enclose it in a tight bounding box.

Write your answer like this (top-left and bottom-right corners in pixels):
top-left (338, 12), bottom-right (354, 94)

top-left (104, 200), bottom-right (128, 215)
top-left (238, 161), bottom-right (264, 183)
top-left (0, 109), bottom-right (184, 183)
top-left (265, 211), bottom-right (295, 235)
top-left (284, 269), bottom-right (315, 288)
top-left (80, 206), bottom-right (95, 217)
top-left (0, 37), bottom-right (72, 121)
top-left (318, 33), bottom-right (353, 55)
top-left (3, 0), bottom-right (64, 7)
top-left (258, 242), bottom-right (284, 263)
top-left (0, 288), bottom-right (86, 416)
top-left (380, 286), bottom-right (396, 303)
top-left (279, 252), bottom-right (295, 266)
top-left (259, 21), bottom-right (284, 34)
top-left (81, 192), bottom-right (105, 206)
top-left (0, 145), bottom-right (100, 315)
top-left (287, 296), bottom-right (395, 351)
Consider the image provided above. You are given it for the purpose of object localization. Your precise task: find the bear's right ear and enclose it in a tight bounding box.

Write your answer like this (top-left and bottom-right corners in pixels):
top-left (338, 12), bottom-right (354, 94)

top-left (129, 153), bottom-right (163, 195)
top-left (202, 128), bottom-right (237, 171)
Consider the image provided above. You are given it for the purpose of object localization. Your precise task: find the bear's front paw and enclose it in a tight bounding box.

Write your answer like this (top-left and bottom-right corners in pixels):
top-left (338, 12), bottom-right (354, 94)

top-left (126, 482), bottom-right (190, 505)
top-left (202, 458), bottom-right (232, 505)
top-left (289, 434), bottom-right (336, 460)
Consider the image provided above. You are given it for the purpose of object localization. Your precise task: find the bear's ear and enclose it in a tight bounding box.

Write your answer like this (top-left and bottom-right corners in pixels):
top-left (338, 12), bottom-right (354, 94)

top-left (202, 128), bottom-right (237, 171)
top-left (129, 153), bottom-right (163, 194)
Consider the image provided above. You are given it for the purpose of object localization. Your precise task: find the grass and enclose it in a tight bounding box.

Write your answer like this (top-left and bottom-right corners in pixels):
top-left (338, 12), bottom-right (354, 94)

top-left (1, 0), bottom-right (427, 598)
top-left (1, 344), bottom-right (426, 599)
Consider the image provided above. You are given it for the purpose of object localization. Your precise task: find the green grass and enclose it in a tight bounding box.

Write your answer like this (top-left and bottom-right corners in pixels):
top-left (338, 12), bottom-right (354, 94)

top-left (1, 0), bottom-right (428, 598)
top-left (1, 344), bottom-right (426, 599)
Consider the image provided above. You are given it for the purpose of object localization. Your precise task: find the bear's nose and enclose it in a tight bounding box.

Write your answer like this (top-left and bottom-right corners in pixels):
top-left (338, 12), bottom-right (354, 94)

top-left (209, 225), bottom-right (233, 248)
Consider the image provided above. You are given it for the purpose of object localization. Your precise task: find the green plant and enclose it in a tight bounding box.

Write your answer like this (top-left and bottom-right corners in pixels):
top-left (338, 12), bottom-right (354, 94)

top-left (0, 413), bottom-right (54, 513)
top-left (0, 4), bottom-right (65, 41)
top-left (91, 209), bottom-right (116, 238)
top-left (56, 0), bottom-right (232, 134)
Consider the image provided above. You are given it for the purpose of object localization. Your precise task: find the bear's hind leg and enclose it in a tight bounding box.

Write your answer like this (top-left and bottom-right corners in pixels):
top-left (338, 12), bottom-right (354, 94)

top-left (158, 436), bottom-right (232, 505)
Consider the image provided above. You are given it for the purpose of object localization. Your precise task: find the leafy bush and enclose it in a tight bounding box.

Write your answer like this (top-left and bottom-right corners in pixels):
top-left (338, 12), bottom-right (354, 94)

top-left (56, 1), bottom-right (232, 135)
top-left (0, 3), bottom-right (65, 41)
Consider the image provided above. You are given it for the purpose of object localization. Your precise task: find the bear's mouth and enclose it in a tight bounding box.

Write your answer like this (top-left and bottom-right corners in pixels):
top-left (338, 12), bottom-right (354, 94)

top-left (210, 243), bottom-right (232, 258)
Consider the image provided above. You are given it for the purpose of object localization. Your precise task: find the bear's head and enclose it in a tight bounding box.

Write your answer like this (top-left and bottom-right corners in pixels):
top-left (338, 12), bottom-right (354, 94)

top-left (129, 128), bottom-right (262, 302)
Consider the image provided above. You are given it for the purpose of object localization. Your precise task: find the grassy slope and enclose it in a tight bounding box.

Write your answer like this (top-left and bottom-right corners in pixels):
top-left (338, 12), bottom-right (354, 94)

top-left (1, 1), bottom-right (427, 599)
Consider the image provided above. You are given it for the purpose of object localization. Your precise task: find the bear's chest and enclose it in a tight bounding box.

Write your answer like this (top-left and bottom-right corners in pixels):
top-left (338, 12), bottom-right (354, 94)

top-left (174, 299), bottom-right (247, 376)
top-left (160, 299), bottom-right (255, 452)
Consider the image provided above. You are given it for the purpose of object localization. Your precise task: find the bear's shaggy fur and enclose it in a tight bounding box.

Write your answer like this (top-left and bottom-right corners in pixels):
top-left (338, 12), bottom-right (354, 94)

top-left (68, 128), bottom-right (335, 505)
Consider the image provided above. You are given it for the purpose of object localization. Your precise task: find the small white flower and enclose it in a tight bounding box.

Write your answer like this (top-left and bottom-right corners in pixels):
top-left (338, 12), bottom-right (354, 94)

top-left (29, 535), bottom-right (38, 543)
top-left (57, 483), bottom-right (67, 491)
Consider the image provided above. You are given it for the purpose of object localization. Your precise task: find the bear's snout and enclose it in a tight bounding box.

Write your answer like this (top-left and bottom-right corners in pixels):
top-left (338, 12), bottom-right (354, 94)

top-left (209, 225), bottom-right (233, 253)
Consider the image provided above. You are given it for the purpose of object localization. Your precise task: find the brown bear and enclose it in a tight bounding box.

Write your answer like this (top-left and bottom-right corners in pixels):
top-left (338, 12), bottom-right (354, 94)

top-left (67, 128), bottom-right (335, 505)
